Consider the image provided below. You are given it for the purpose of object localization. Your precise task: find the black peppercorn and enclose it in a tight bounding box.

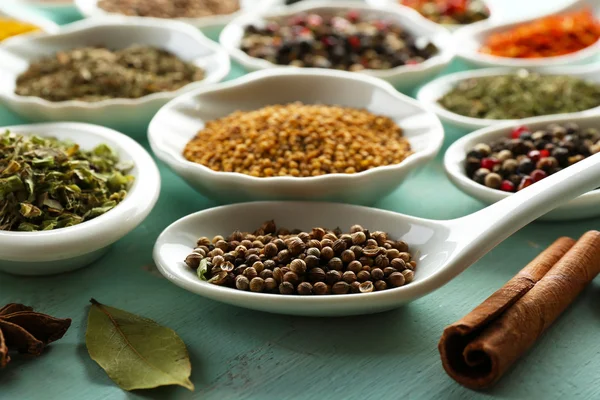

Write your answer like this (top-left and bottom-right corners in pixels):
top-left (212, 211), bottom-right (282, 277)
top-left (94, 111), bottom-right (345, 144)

top-left (473, 168), bottom-right (490, 184)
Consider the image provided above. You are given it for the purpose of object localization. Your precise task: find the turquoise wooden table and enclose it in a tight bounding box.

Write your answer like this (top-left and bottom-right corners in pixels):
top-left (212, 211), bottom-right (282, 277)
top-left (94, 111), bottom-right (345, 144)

top-left (2, 2), bottom-right (600, 399)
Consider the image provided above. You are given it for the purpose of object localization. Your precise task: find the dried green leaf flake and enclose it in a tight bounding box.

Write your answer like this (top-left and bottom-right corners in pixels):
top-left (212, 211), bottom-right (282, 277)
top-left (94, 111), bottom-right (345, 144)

top-left (86, 299), bottom-right (194, 392)
top-left (0, 130), bottom-right (134, 231)
top-left (438, 70), bottom-right (600, 120)
top-left (198, 259), bottom-right (209, 281)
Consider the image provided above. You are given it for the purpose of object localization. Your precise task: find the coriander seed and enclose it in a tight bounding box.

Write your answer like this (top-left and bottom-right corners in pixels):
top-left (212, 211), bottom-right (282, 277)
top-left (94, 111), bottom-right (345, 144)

top-left (350, 281), bottom-right (361, 293)
top-left (348, 260), bottom-right (363, 274)
top-left (185, 253), bottom-right (202, 269)
top-left (342, 271), bottom-right (357, 284)
top-left (309, 268), bottom-right (326, 283)
top-left (297, 282), bottom-right (313, 295)
top-left (375, 280), bottom-right (387, 291)
top-left (279, 281), bottom-right (295, 295)
top-left (359, 281), bottom-right (374, 293)
top-left (243, 267), bottom-right (257, 280)
top-left (313, 282), bottom-right (329, 295)
top-left (341, 250), bottom-right (355, 263)
top-left (236, 275), bottom-right (250, 291)
top-left (391, 258), bottom-right (406, 270)
top-left (290, 259), bottom-right (307, 275)
top-left (357, 270), bottom-right (371, 282)
top-left (328, 257), bottom-right (343, 271)
top-left (283, 271), bottom-right (300, 286)
top-left (264, 243), bottom-right (278, 258)
top-left (259, 269), bottom-right (273, 280)
top-left (371, 268), bottom-right (384, 281)
top-left (326, 270), bottom-right (342, 285)
top-left (332, 281), bottom-right (350, 295)
top-left (307, 247), bottom-right (321, 258)
top-left (402, 269), bottom-right (415, 283)
top-left (321, 247), bottom-right (334, 261)
top-left (250, 277), bottom-right (265, 292)
top-left (388, 272), bottom-right (406, 288)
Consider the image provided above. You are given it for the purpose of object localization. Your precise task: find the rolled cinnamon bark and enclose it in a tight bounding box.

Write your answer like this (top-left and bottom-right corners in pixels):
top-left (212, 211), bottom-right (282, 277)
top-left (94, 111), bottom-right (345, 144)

top-left (439, 232), bottom-right (600, 390)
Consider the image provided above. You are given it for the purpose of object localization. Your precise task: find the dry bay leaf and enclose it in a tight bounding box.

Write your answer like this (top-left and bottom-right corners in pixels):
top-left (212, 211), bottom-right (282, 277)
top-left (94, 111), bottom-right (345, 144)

top-left (86, 299), bottom-right (194, 391)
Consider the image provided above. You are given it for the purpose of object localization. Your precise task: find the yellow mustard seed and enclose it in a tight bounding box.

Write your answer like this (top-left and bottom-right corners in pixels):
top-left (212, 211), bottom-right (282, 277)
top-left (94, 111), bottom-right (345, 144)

top-left (183, 103), bottom-right (413, 178)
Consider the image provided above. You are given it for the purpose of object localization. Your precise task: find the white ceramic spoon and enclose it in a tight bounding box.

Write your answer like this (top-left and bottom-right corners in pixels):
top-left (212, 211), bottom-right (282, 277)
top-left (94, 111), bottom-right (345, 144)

top-left (154, 150), bottom-right (600, 316)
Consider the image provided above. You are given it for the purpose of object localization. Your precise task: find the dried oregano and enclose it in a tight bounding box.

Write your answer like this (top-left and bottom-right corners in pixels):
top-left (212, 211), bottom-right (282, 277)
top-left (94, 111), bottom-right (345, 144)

top-left (438, 70), bottom-right (600, 120)
top-left (0, 130), bottom-right (134, 232)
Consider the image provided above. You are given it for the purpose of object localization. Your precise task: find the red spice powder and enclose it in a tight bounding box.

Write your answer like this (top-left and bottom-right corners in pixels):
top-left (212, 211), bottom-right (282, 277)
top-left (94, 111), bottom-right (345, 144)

top-left (480, 9), bottom-right (600, 58)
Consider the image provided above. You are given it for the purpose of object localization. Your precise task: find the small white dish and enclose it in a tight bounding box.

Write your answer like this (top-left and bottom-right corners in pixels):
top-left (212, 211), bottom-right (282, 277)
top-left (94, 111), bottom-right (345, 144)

top-left (453, 0), bottom-right (600, 69)
top-left (417, 65), bottom-right (600, 133)
top-left (148, 68), bottom-right (444, 206)
top-left (219, 0), bottom-right (454, 91)
top-left (0, 3), bottom-right (60, 36)
top-left (153, 142), bottom-right (600, 315)
top-left (445, 113), bottom-right (600, 221)
top-left (75, 0), bottom-right (284, 30)
top-left (0, 122), bottom-right (161, 276)
top-left (0, 16), bottom-right (231, 135)
top-left (366, 0), bottom-right (496, 31)
top-left (13, 0), bottom-right (73, 9)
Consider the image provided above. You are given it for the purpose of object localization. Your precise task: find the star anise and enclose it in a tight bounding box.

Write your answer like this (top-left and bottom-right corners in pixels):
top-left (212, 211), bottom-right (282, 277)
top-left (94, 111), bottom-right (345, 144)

top-left (0, 304), bottom-right (71, 368)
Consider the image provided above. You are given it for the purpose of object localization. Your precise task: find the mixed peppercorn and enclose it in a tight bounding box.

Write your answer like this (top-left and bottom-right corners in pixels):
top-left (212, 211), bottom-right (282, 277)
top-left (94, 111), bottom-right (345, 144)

top-left (466, 123), bottom-right (600, 192)
top-left (400, 0), bottom-right (489, 25)
top-left (185, 221), bottom-right (417, 295)
top-left (240, 10), bottom-right (439, 71)
top-left (480, 9), bottom-right (600, 59)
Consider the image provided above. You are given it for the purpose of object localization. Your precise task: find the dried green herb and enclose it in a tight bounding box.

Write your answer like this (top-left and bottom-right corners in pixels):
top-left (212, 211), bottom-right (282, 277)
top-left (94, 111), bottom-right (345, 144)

top-left (15, 45), bottom-right (205, 102)
top-left (438, 70), bottom-right (600, 120)
top-left (86, 299), bottom-right (194, 392)
top-left (0, 130), bottom-right (134, 232)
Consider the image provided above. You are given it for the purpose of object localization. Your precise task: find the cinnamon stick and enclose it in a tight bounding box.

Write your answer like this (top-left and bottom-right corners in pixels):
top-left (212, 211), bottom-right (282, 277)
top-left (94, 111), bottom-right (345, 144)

top-left (439, 231), bottom-right (600, 390)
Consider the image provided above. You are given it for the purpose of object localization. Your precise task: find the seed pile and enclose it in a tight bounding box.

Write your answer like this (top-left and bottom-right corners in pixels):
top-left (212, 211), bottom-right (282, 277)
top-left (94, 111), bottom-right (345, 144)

top-left (183, 103), bottom-right (413, 177)
top-left (185, 221), bottom-right (417, 295)
top-left (466, 123), bottom-right (600, 192)
top-left (438, 71), bottom-right (600, 120)
top-left (15, 46), bottom-right (205, 102)
top-left (98, 0), bottom-right (240, 18)
top-left (400, 0), bottom-right (489, 25)
top-left (240, 10), bottom-right (438, 71)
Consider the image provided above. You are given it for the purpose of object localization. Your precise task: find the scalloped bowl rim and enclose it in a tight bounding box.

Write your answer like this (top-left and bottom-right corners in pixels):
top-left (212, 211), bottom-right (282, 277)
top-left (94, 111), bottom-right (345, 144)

top-left (0, 122), bottom-right (161, 260)
top-left (74, 0), bottom-right (284, 29)
top-left (219, 0), bottom-right (455, 78)
top-left (148, 68), bottom-right (444, 184)
top-left (444, 113), bottom-right (600, 206)
top-left (416, 65), bottom-right (600, 130)
top-left (0, 16), bottom-right (231, 109)
top-left (453, 2), bottom-right (600, 68)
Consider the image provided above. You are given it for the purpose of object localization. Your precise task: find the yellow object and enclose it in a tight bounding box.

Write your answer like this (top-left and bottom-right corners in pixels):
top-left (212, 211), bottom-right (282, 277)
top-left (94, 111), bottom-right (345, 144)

top-left (0, 18), bottom-right (40, 42)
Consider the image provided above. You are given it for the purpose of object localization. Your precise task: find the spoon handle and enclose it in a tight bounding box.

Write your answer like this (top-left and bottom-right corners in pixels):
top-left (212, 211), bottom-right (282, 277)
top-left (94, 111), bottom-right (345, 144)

top-left (454, 151), bottom-right (600, 251)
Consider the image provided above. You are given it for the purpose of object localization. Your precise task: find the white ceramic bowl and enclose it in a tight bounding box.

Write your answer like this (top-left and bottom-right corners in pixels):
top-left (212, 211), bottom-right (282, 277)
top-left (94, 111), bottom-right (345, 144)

top-left (13, 0), bottom-right (73, 9)
top-left (148, 68), bottom-right (444, 206)
top-left (0, 3), bottom-right (60, 36)
top-left (75, 0), bottom-right (284, 31)
top-left (0, 122), bottom-right (161, 276)
top-left (0, 16), bottom-right (231, 136)
top-left (219, 1), bottom-right (454, 92)
top-left (453, 0), bottom-right (600, 69)
top-left (417, 65), bottom-right (600, 133)
top-left (444, 113), bottom-right (600, 221)
top-left (366, 0), bottom-right (496, 31)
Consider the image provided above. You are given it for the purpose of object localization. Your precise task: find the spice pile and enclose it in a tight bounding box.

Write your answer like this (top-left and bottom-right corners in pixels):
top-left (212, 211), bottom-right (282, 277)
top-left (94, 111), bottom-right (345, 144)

top-left (183, 103), bottom-right (412, 177)
top-left (0, 131), bottom-right (134, 231)
top-left (480, 9), bottom-right (600, 58)
top-left (240, 10), bottom-right (439, 71)
top-left (15, 46), bottom-right (205, 102)
top-left (466, 123), bottom-right (599, 192)
top-left (400, 0), bottom-right (489, 25)
top-left (185, 221), bottom-right (417, 295)
top-left (438, 70), bottom-right (600, 120)
top-left (97, 0), bottom-right (240, 18)
top-left (0, 18), bottom-right (40, 42)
